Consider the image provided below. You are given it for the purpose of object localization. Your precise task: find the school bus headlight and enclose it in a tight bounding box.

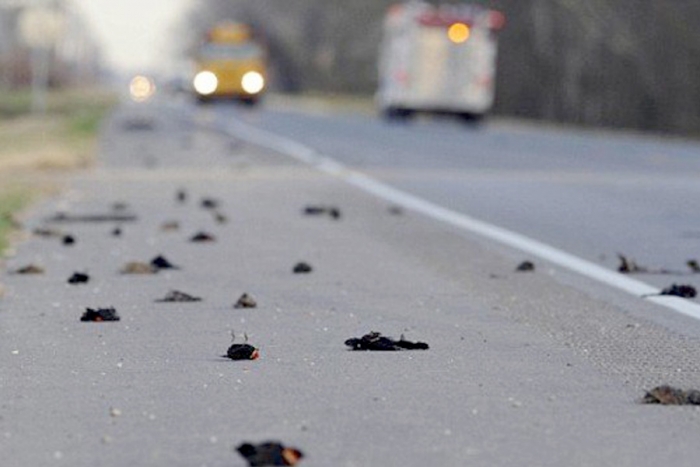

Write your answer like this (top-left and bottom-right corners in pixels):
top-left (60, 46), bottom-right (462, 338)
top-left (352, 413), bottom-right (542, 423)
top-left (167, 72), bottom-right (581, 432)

top-left (193, 71), bottom-right (218, 95)
top-left (241, 71), bottom-right (265, 94)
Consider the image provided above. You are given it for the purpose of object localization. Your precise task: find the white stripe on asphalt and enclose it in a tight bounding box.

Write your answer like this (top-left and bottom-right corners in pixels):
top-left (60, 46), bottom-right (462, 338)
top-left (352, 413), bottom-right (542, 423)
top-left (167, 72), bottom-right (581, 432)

top-left (225, 119), bottom-right (700, 322)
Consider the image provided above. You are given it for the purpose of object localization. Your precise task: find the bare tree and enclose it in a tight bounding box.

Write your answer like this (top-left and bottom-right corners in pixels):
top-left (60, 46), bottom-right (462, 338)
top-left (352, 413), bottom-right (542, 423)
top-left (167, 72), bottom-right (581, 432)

top-left (177, 0), bottom-right (700, 136)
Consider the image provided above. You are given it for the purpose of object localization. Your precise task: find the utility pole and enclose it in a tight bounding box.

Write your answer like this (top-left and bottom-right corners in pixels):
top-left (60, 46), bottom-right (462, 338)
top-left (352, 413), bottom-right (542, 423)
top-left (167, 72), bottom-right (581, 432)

top-left (17, 0), bottom-right (65, 113)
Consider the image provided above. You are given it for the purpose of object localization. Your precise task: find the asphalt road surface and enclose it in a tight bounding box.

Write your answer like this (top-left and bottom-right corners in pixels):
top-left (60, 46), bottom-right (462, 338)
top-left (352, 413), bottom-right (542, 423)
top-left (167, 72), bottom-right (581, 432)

top-left (3, 96), bottom-right (700, 466)
top-left (213, 100), bottom-right (700, 285)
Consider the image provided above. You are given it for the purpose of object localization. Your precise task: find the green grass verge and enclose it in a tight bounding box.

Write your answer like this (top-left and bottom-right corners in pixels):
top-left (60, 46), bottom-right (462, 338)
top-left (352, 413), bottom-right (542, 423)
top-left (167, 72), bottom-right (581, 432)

top-left (0, 91), bottom-right (32, 119)
top-left (0, 87), bottom-right (116, 256)
top-left (0, 187), bottom-right (33, 254)
top-left (0, 87), bottom-right (115, 169)
top-left (0, 87), bottom-right (115, 121)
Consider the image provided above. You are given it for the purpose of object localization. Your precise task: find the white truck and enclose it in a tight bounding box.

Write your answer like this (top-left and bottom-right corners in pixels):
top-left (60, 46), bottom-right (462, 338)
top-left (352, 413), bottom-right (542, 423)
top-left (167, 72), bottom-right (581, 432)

top-left (377, 1), bottom-right (505, 121)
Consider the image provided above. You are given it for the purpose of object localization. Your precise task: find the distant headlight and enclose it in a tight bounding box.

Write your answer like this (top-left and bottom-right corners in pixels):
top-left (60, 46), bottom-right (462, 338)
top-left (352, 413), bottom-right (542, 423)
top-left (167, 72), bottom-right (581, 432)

top-left (129, 75), bottom-right (156, 102)
top-left (241, 71), bottom-right (265, 94)
top-left (193, 71), bottom-right (218, 95)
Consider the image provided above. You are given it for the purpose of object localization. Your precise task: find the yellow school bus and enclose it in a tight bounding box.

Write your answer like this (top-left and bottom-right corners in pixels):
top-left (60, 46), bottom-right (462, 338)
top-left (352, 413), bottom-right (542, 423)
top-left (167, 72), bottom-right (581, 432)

top-left (192, 22), bottom-right (267, 104)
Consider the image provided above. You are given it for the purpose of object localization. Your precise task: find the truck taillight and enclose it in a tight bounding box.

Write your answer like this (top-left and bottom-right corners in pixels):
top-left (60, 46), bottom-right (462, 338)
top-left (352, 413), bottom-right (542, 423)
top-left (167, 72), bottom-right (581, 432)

top-left (387, 4), bottom-right (403, 17)
top-left (394, 70), bottom-right (409, 85)
top-left (489, 11), bottom-right (506, 30)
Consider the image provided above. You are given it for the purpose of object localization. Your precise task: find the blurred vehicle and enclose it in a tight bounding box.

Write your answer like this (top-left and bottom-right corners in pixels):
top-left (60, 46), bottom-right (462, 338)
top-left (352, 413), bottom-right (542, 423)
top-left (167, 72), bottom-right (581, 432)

top-left (377, 1), bottom-right (505, 122)
top-left (192, 22), bottom-right (267, 105)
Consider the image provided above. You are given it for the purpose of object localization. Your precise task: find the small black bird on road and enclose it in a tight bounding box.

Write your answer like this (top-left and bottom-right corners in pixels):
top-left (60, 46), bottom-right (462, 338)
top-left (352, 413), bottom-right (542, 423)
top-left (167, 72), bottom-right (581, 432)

top-left (236, 441), bottom-right (303, 466)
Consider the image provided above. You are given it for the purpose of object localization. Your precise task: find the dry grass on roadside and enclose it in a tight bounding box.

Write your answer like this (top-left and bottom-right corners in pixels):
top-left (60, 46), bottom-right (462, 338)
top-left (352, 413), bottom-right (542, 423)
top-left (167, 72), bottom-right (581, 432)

top-left (0, 87), bottom-right (115, 257)
top-left (0, 185), bottom-right (33, 255)
top-left (0, 117), bottom-right (94, 171)
top-left (0, 88), bottom-right (115, 172)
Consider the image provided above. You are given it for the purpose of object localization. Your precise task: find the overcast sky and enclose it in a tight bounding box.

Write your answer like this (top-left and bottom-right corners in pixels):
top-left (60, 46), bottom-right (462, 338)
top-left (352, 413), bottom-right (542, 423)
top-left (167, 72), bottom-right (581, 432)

top-left (70, 0), bottom-right (194, 73)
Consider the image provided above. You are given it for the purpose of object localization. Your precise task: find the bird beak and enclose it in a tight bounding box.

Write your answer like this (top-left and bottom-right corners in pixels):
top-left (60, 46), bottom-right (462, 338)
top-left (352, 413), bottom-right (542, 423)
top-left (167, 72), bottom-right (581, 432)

top-left (282, 448), bottom-right (303, 465)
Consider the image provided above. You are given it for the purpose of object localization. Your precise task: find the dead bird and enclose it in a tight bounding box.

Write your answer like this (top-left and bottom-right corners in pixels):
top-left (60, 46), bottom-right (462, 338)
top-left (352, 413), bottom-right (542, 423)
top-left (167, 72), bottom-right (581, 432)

top-left (515, 261), bottom-right (535, 272)
top-left (32, 227), bottom-right (63, 238)
top-left (688, 260), bottom-right (700, 273)
top-left (303, 205), bottom-right (341, 220)
top-left (47, 212), bottom-right (137, 223)
top-left (226, 344), bottom-right (259, 360)
top-left (62, 234), bottom-right (76, 246)
top-left (328, 207), bottom-right (341, 220)
top-left (80, 307), bottom-right (120, 322)
top-left (642, 385), bottom-right (700, 405)
top-left (12, 264), bottom-right (45, 275)
top-left (155, 290), bottom-right (202, 302)
top-left (303, 205), bottom-right (325, 215)
top-left (617, 254), bottom-right (647, 273)
top-left (345, 331), bottom-right (429, 351)
top-left (660, 284), bottom-right (697, 298)
top-left (121, 261), bottom-right (158, 274)
top-left (617, 254), bottom-right (681, 275)
top-left (213, 211), bottom-right (228, 224)
top-left (292, 262), bottom-right (313, 274)
top-left (388, 205), bottom-right (404, 216)
top-left (68, 272), bottom-right (90, 284)
top-left (223, 331), bottom-right (260, 361)
top-left (111, 202), bottom-right (129, 211)
top-left (200, 198), bottom-right (220, 210)
top-left (190, 231), bottom-right (216, 242)
top-left (160, 220), bottom-right (180, 232)
top-left (643, 284), bottom-right (698, 299)
top-left (236, 441), bottom-right (304, 467)
top-left (234, 293), bottom-right (257, 309)
top-left (176, 189), bottom-right (187, 204)
top-left (150, 255), bottom-right (179, 270)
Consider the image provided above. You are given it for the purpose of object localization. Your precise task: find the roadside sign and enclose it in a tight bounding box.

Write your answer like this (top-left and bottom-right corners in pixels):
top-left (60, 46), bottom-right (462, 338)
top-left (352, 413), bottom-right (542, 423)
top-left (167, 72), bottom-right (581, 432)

top-left (19, 6), bottom-right (65, 49)
top-left (18, 5), bottom-right (65, 113)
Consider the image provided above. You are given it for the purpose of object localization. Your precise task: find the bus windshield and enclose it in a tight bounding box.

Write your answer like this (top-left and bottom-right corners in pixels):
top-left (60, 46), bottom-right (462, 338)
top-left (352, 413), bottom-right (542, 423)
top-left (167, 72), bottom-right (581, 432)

top-left (198, 43), bottom-right (263, 60)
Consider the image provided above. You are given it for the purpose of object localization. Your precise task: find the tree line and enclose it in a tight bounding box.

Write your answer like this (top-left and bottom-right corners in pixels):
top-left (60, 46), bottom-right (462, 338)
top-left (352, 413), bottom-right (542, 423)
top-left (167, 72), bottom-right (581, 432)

top-left (180, 0), bottom-right (700, 136)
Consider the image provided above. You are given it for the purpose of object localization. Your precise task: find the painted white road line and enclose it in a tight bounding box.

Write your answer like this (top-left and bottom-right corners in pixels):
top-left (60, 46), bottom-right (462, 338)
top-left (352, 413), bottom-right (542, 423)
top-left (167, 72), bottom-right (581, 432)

top-left (225, 119), bottom-right (700, 322)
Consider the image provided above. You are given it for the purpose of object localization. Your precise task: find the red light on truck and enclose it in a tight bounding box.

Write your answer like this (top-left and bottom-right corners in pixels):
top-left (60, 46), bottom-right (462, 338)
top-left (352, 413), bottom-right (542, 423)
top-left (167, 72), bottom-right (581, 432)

top-left (388, 4), bottom-right (404, 17)
top-left (489, 11), bottom-right (506, 30)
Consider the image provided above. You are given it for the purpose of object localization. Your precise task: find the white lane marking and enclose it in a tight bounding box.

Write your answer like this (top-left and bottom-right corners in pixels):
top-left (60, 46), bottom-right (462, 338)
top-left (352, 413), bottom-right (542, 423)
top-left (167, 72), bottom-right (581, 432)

top-left (225, 119), bottom-right (700, 321)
